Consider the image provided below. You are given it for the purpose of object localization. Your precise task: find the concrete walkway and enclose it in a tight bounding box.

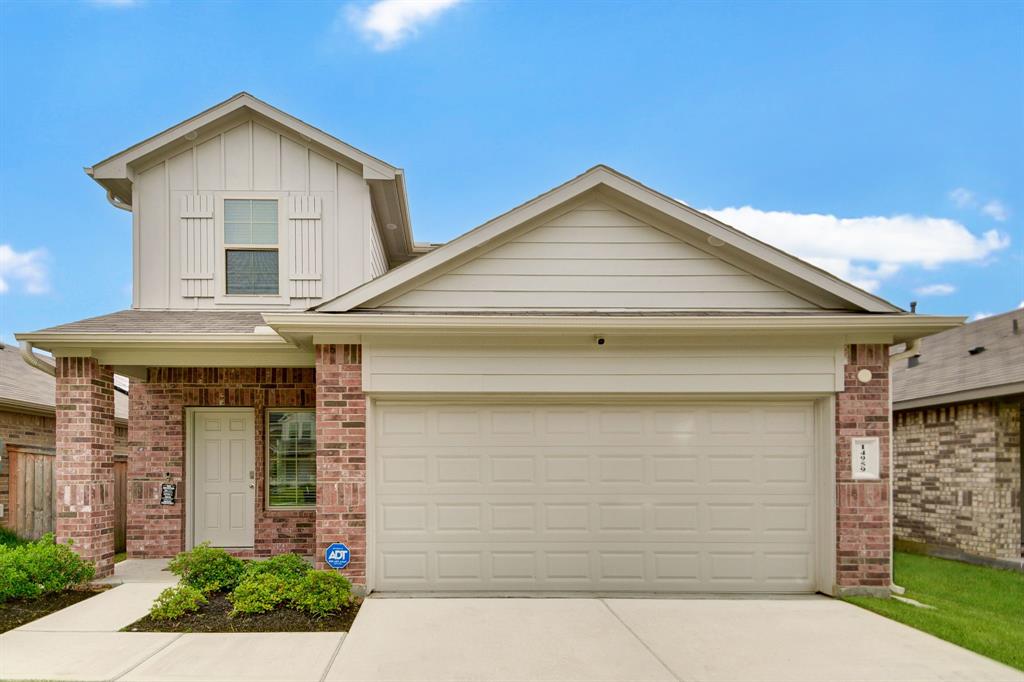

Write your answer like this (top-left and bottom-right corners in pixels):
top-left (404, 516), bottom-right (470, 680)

top-left (3, 582), bottom-right (1022, 681)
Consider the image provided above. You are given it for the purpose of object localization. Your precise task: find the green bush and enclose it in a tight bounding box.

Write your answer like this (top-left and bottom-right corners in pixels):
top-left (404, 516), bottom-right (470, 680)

top-left (243, 553), bottom-right (311, 584)
top-left (149, 585), bottom-right (207, 620)
top-left (167, 543), bottom-right (245, 593)
top-left (289, 570), bottom-right (353, 617)
top-left (229, 573), bottom-right (292, 616)
top-left (0, 534), bottom-right (95, 603)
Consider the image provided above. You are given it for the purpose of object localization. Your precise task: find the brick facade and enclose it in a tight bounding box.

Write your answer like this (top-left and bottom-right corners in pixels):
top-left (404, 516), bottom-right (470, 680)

top-left (128, 368), bottom-right (316, 558)
top-left (54, 358), bottom-right (117, 578)
top-left (894, 398), bottom-right (1022, 561)
top-left (314, 344), bottom-right (366, 585)
top-left (835, 344), bottom-right (891, 593)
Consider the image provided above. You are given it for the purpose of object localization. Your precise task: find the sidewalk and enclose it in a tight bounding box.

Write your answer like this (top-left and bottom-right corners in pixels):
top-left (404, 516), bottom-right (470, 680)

top-left (0, 560), bottom-right (348, 682)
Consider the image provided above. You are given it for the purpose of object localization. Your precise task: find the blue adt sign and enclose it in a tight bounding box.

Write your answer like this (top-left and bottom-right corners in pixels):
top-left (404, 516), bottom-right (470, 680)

top-left (325, 543), bottom-right (351, 570)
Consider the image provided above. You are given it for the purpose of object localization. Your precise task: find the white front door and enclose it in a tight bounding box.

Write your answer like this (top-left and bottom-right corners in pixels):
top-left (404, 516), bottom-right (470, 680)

top-left (193, 409), bottom-right (255, 548)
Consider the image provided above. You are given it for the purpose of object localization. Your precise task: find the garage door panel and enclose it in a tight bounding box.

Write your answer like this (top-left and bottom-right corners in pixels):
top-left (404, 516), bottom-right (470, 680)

top-left (374, 402), bottom-right (817, 593)
top-left (375, 495), bottom-right (815, 543)
top-left (375, 543), bottom-right (816, 591)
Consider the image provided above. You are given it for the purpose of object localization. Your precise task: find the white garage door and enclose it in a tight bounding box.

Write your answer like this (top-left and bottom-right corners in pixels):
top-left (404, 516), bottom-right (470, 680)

top-left (372, 402), bottom-right (818, 593)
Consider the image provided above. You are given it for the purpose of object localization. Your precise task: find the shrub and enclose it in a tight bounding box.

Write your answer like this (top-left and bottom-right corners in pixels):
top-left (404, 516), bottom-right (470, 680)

top-left (0, 534), bottom-right (95, 603)
top-left (229, 573), bottom-right (291, 616)
top-left (0, 527), bottom-right (27, 548)
top-left (289, 570), bottom-right (353, 617)
top-left (167, 543), bottom-right (245, 593)
top-left (243, 553), bottom-right (311, 584)
top-left (149, 585), bottom-right (207, 620)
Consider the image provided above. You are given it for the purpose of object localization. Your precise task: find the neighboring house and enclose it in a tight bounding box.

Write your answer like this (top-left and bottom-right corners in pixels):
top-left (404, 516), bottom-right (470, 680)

top-left (892, 308), bottom-right (1023, 566)
top-left (0, 343), bottom-right (129, 537)
top-left (16, 93), bottom-right (960, 596)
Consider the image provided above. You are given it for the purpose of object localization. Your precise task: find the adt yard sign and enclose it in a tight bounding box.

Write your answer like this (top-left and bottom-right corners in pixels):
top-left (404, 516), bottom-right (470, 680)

top-left (325, 543), bottom-right (351, 570)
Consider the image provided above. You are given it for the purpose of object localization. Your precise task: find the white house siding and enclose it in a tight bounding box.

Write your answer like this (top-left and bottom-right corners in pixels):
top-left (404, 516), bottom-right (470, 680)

top-left (363, 336), bottom-right (845, 394)
top-left (132, 116), bottom-right (376, 309)
top-left (375, 200), bottom-right (818, 311)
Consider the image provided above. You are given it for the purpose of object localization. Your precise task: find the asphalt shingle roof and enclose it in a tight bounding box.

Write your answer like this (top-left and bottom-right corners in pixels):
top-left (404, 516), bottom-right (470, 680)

top-left (33, 309), bottom-right (267, 335)
top-left (892, 307), bottom-right (1024, 406)
top-left (0, 344), bottom-right (129, 420)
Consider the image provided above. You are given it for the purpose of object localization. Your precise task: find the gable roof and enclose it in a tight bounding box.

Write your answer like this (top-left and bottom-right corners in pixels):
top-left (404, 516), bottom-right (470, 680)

top-left (86, 92), bottom-right (424, 264)
top-left (0, 344), bottom-right (129, 421)
top-left (315, 166), bottom-right (902, 314)
top-left (892, 307), bottom-right (1024, 409)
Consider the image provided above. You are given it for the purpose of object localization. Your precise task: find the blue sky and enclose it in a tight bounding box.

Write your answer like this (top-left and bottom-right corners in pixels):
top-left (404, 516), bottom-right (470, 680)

top-left (1, 0), bottom-right (1021, 339)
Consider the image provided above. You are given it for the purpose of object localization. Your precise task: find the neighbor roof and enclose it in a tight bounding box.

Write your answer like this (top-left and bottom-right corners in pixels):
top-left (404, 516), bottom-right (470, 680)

top-left (32, 310), bottom-right (268, 335)
top-left (0, 344), bottom-right (128, 421)
top-left (892, 307), bottom-right (1024, 409)
top-left (315, 165), bottom-right (903, 314)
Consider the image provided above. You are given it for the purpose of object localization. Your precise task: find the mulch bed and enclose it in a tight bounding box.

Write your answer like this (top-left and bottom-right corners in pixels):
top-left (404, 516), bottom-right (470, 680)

top-left (123, 591), bottom-right (362, 633)
top-left (0, 589), bottom-right (106, 633)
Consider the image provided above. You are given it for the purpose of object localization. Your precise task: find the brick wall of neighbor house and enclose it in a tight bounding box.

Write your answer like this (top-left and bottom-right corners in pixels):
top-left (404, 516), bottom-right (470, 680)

top-left (314, 344), bottom-right (366, 586)
top-left (0, 408), bottom-right (127, 531)
top-left (894, 398), bottom-right (1022, 561)
top-left (128, 368), bottom-right (316, 559)
top-left (835, 344), bottom-right (891, 593)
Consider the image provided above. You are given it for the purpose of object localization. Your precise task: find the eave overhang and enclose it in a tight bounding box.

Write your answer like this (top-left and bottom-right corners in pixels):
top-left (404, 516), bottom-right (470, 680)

top-left (264, 312), bottom-right (964, 346)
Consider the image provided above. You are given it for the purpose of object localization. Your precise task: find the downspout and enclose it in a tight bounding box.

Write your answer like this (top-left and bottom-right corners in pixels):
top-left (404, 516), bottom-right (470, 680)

top-left (20, 341), bottom-right (55, 377)
top-left (105, 190), bottom-right (132, 213)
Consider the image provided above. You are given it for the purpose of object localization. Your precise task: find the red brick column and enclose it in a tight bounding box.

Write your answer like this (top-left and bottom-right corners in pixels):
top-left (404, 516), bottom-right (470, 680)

top-left (55, 357), bottom-right (116, 578)
top-left (314, 345), bottom-right (366, 585)
top-left (835, 344), bottom-right (891, 595)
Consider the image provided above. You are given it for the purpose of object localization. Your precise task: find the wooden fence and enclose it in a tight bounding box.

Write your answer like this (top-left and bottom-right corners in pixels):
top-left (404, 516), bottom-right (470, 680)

top-left (6, 445), bottom-right (127, 552)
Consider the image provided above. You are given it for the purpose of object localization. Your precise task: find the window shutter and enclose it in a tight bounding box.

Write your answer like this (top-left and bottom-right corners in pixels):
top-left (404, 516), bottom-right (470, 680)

top-left (288, 195), bottom-right (323, 298)
top-left (180, 194), bottom-right (215, 298)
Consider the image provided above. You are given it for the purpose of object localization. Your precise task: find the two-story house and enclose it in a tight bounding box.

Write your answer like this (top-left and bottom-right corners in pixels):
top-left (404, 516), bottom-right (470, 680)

top-left (17, 93), bottom-right (960, 596)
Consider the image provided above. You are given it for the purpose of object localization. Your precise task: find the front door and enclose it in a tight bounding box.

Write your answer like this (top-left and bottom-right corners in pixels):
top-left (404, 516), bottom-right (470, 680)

top-left (193, 409), bottom-right (255, 548)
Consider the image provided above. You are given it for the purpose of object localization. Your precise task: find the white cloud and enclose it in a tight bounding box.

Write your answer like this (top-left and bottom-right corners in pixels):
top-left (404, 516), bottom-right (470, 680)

top-left (0, 245), bottom-right (50, 295)
top-left (703, 206), bottom-right (1010, 292)
top-left (971, 312), bottom-right (994, 321)
top-left (346, 0), bottom-right (461, 51)
top-left (981, 200), bottom-right (1009, 222)
top-left (949, 187), bottom-right (976, 208)
top-left (913, 283), bottom-right (956, 296)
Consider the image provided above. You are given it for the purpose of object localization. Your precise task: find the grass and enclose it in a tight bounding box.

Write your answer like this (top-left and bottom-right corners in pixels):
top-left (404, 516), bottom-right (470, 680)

top-left (845, 551), bottom-right (1024, 671)
top-left (0, 527), bottom-right (28, 548)
top-left (114, 551), bottom-right (127, 563)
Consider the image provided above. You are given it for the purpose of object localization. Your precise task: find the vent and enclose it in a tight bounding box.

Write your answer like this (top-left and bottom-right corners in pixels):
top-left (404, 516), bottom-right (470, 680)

top-left (968, 346), bottom-right (986, 356)
top-left (908, 355), bottom-right (921, 368)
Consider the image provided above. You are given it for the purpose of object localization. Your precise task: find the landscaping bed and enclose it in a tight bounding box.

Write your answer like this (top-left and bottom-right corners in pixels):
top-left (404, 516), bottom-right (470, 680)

top-left (0, 588), bottom-right (105, 633)
top-left (125, 591), bottom-right (361, 633)
top-left (845, 551), bottom-right (1024, 671)
top-left (123, 544), bottom-right (360, 633)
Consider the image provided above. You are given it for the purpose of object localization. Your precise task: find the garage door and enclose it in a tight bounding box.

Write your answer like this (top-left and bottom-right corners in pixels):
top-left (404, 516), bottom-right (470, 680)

top-left (372, 402), bottom-right (818, 593)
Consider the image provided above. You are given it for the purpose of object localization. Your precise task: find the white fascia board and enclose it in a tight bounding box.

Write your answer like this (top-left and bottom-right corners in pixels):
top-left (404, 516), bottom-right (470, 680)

top-left (265, 312), bottom-right (963, 343)
top-left (89, 93), bottom-right (397, 181)
top-left (315, 166), bottom-right (902, 314)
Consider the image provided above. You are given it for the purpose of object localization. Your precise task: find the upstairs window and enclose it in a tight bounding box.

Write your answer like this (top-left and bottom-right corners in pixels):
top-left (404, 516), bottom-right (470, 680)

top-left (224, 199), bottom-right (279, 295)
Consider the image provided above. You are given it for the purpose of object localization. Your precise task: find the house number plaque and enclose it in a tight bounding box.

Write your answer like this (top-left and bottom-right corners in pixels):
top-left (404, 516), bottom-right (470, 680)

top-left (160, 483), bottom-right (177, 505)
top-left (851, 437), bottom-right (880, 481)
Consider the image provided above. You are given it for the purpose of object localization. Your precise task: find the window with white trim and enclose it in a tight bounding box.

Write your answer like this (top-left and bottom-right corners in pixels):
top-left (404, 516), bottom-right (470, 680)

top-left (266, 410), bottom-right (316, 508)
top-left (224, 199), bottom-right (279, 295)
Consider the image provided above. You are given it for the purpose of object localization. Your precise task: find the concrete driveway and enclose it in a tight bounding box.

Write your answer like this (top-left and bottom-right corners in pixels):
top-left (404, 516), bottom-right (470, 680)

top-left (328, 596), bottom-right (1023, 682)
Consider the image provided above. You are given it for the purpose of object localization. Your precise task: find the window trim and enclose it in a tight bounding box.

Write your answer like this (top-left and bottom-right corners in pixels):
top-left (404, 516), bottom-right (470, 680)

top-left (265, 407), bottom-right (317, 510)
top-left (214, 192), bottom-right (289, 305)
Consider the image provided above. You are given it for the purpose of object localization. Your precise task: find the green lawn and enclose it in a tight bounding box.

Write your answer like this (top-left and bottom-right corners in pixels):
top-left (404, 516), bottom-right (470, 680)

top-left (845, 552), bottom-right (1024, 671)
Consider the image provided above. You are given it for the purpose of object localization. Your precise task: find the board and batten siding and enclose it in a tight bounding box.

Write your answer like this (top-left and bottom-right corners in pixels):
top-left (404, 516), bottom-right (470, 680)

top-left (363, 336), bottom-right (846, 394)
top-left (132, 116), bottom-right (380, 310)
top-left (374, 200), bottom-right (818, 311)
